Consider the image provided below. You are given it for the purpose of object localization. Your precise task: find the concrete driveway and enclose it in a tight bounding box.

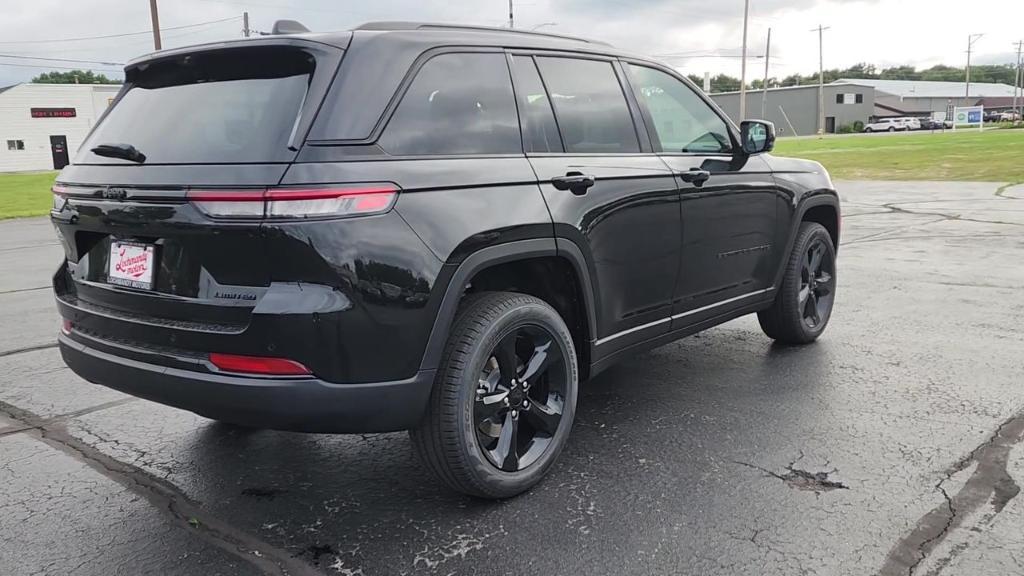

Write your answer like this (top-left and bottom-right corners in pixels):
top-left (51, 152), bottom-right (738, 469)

top-left (1, 181), bottom-right (1023, 576)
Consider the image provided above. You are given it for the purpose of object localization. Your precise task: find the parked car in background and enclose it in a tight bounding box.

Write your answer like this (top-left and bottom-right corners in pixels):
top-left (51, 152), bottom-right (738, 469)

top-left (863, 118), bottom-right (907, 132)
top-left (996, 111), bottom-right (1020, 122)
top-left (984, 110), bottom-right (1002, 123)
top-left (919, 118), bottom-right (945, 130)
top-left (897, 117), bottom-right (922, 130)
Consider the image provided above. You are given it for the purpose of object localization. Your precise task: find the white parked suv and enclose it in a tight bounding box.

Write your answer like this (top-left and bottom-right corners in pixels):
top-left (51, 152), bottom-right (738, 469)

top-left (898, 117), bottom-right (921, 130)
top-left (863, 118), bottom-right (908, 132)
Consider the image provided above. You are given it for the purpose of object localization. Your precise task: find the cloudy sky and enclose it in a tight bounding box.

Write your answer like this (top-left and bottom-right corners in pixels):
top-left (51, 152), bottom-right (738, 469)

top-left (1, 0), bottom-right (1021, 87)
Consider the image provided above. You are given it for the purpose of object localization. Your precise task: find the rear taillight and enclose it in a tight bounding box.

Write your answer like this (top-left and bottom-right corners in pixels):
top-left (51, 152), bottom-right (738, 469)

top-left (187, 185), bottom-right (398, 219)
top-left (209, 353), bottom-right (311, 376)
top-left (52, 184), bottom-right (67, 211)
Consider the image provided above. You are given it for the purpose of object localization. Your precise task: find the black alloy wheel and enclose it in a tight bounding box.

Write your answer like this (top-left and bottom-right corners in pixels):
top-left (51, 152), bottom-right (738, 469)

top-left (473, 325), bottom-right (567, 472)
top-left (411, 292), bottom-right (578, 498)
top-left (757, 222), bottom-right (837, 344)
top-left (799, 237), bottom-right (836, 329)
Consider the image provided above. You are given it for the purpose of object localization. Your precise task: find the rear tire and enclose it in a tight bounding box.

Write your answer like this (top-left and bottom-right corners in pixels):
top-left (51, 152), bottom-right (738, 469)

top-left (888, 126), bottom-right (896, 132)
top-left (758, 222), bottom-right (837, 344)
top-left (410, 291), bottom-right (578, 499)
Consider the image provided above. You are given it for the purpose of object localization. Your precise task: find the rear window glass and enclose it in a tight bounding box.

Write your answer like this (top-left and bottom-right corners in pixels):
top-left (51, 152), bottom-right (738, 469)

top-left (379, 52), bottom-right (521, 156)
top-left (535, 57), bottom-right (640, 154)
top-left (78, 48), bottom-right (314, 164)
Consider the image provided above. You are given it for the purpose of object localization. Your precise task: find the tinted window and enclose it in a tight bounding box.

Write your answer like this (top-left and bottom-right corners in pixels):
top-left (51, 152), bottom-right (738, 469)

top-left (380, 53), bottom-right (520, 155)
top-left (535, 57), bottom-right (640, 154)
top-left (509, 55), bottom-right (562, 153)
top-left (79, 48), bottom-right (314, 164)
top-left (627, 64), bottom-right (732, 154)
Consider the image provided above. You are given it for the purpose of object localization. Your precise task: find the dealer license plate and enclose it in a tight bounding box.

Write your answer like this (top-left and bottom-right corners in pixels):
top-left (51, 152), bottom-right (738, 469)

top-left (108, 241), bottom-right (156, 290)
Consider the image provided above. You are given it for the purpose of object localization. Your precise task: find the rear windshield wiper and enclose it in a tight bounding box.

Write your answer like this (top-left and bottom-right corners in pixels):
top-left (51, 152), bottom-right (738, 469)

top-left (90, 143), bottom-right (147, 164)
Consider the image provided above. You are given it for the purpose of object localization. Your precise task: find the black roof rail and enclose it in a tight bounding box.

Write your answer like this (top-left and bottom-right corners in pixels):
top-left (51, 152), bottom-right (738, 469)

top-left (353, 21), bottom-right (610, 46)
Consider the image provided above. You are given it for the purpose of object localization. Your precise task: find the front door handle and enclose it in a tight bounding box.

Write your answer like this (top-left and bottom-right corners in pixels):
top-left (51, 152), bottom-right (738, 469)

top-left (678, 169), bottom-right (711, 187)
top-left (551, 171), bottom-right (596, 196)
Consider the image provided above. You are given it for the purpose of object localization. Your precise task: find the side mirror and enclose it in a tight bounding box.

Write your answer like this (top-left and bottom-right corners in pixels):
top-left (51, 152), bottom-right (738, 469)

top-left (740, 120), bottom-right (776, 154)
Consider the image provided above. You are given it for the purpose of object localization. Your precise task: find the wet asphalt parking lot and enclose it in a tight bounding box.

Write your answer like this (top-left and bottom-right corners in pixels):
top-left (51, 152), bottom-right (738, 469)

top-left (1, 180), bottom-right (1023, 576)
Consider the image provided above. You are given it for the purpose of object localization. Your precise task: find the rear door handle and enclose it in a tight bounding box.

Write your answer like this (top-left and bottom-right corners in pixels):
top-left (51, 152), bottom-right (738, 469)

top-left (678, 169), bottom-right (711, 187)
top-left (551, 172), bottom-right (596, 196)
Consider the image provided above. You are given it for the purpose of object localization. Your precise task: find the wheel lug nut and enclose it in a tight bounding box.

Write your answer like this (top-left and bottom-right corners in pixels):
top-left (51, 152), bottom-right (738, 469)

top-left (503, 398), bottom-right (510, 406)
top-left (522, 399), bottom-right (530, 408)
top-left (511, 410), bottom-right (518, 418)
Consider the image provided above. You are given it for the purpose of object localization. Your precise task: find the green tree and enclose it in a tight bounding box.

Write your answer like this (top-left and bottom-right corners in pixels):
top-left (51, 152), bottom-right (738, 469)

top-left (31, 70), bottom-right (121, 84)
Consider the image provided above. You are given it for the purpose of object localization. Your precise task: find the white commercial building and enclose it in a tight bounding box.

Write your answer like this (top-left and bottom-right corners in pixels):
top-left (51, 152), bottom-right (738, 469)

top-left (0, 83), bottom-right (120, 173)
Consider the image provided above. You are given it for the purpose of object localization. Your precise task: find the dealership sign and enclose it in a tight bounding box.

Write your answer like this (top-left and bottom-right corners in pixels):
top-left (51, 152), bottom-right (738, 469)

top-left (30, 107), bottom-right (76, 118)
top-left (952, 106), bottom-right (983, 131)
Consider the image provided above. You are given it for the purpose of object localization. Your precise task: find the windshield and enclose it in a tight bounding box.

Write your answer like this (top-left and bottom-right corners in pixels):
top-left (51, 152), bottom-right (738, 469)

top-left (78, 47), bottom-right (315, 165)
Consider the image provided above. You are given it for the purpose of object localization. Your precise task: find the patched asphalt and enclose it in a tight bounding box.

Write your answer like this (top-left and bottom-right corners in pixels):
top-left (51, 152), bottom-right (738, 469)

top-left (1, 180), bottom-right (1023, 576)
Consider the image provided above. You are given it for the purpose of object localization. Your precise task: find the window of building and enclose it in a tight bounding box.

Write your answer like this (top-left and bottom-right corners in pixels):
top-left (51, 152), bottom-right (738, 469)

top-left (836, 93), bottom-right (863, 105)
top-left (535, 57), bottom-right (640, 154)
top-left (627, 64), bottom-right (732, 154)
top-left (6, 140), bottom-right (25, 151)
top-left (379, 52), bottom-right (521, 156)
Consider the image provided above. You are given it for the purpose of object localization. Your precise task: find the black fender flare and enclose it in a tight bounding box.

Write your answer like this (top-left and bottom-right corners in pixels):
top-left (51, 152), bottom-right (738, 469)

top-left (770, 192), bottom-right (841, 289)
top-left (417, 238), bottom-right (598, 372)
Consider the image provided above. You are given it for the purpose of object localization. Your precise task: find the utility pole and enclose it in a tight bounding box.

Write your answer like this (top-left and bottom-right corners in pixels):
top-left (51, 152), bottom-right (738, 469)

top-left (811, 25), bottom-right (830, 136)
top-left (508, 0), bottom-right (514, 28)
top-left (1014, 40), bottom-right (1023, 122)
top-left (739, 0), bottom-right (750, 119)
top-left (243, 11), bottom-right (250, 37)
top-left (149, 0), bottom-right (162, 50)
top-left (761, 27), bottom-right (771, 119)
top-left (965, 33), bottom-right (983, 101)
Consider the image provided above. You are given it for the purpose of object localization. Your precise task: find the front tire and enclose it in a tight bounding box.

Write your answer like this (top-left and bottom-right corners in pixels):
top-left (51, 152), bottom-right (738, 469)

top-left (758, 222), bottom-right (837, 344)
top-left (410, 292), bottom-right (578, 498)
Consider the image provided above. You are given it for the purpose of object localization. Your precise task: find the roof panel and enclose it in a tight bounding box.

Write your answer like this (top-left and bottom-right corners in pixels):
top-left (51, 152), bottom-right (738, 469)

top-left (833, 78), bottom-right (1017, 98)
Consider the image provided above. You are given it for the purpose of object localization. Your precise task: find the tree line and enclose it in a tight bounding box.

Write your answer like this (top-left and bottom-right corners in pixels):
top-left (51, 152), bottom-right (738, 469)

top-left (686, 62), bottom-right (1019, 93)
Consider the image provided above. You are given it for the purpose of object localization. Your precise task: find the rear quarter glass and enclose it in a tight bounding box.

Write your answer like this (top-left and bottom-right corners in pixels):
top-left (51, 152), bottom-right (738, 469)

top-left (77, 46), bottom-right (321, 165)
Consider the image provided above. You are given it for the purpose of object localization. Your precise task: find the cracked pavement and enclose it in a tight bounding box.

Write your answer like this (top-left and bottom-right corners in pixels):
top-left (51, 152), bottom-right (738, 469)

top-left (1, 180), bottom-right (1023, 575)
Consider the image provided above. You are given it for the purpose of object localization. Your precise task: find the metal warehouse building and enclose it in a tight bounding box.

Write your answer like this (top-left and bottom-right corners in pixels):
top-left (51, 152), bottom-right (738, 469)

top-left (0, 83), bottom-right (119, 173)
top-left (709, 83), bottom-right (875, 137)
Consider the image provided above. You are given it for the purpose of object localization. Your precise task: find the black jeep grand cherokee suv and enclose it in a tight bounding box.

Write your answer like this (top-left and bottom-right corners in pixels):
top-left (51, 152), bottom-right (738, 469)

top-left (52, 22), bottom-right (839, 498)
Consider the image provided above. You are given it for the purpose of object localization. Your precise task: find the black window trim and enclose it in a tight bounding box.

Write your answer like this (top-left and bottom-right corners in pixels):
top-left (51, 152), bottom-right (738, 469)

top-left (620, 58), bottom-right (742, 158)
top-left (505, 52), bottom-right (565, 154)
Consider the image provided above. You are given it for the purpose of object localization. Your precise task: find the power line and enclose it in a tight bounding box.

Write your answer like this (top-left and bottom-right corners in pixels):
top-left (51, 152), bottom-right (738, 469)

top-left (0, 62), bottom-right (122, 72)
top-left (0, 54), bottom-right (124, 66)
top-left (0, 15), bottom-right (240, 44)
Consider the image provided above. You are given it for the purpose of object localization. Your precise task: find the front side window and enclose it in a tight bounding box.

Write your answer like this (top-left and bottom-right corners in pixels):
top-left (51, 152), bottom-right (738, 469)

top-left (627, 64), bottom-right (733, 154)
top-left (535, 57), bottom-right (640, 154)
top-left (380, 52), bottom-right (520, 156)
top-left (7, 140), bottom-right (24, 151)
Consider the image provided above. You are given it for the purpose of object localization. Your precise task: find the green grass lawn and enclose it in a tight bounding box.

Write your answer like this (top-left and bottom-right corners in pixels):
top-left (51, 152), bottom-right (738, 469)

top-left (0, 171), bottom-right (57, 220)
top-left (773, 129), bottom-right (1024, 182)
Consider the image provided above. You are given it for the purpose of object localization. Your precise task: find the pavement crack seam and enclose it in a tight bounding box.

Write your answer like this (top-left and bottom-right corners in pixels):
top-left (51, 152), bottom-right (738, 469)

top-left (0, 342), bottom-right (58, 358)
top-left (733, 451), bottom-right (849, 494)
top-left (881, 202), bottom-right (1024, 229)
top-left (0, 285), bottom-right (51, 295)
top-left (0, 399), bottom-right (324, 576)
top-left (994, 182), bottom-right (1023, 200)
top-left (877, 411), bottom-right (1024, 576)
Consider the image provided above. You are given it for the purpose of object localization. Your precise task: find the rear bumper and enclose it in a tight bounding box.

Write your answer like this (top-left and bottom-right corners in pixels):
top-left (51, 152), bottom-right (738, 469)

top-left (58, 332), bottom-right (435, 433)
